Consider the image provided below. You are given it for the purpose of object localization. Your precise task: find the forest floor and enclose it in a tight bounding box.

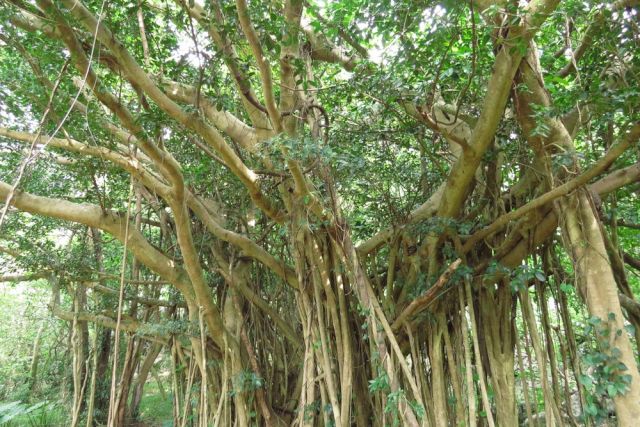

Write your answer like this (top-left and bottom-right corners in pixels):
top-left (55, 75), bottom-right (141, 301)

top-left (136, 382), bottom-right (173, 427)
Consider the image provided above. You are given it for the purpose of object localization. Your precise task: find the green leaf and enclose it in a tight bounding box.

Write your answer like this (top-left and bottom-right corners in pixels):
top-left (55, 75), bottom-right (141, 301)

top-left (560, 283), bottom-right (573, 293)
top-left (578, 375), bottom-right (592, 388)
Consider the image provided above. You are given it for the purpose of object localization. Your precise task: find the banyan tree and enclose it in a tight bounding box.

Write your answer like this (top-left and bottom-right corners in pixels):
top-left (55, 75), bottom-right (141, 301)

top-left (0, 0), bottom-right (639, 425)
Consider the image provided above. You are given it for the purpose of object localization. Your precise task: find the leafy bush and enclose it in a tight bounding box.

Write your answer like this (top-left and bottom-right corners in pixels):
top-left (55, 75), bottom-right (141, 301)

top-left (0, 400), bottom-right (66, 427)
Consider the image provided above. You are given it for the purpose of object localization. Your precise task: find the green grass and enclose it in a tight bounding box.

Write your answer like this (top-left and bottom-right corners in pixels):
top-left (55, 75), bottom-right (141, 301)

top-left (137, 381), bottom-right (174, 427)
top-left (0, 400), bottom-right (67, 427)
top-left (1, 381), bottom-right (174, 427)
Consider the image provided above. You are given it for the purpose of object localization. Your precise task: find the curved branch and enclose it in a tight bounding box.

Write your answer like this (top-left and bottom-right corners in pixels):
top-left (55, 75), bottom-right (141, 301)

top-left (177, 0), bottom-right (270, 128)
top-left (0, 181), bottom-right (192, 294)
top-left (235, 0), bottom-right (282, 131)
top-left (462, 123), bottom-right (640, 253)
top-left (557, 0), bottom-right (638, 77)
top-left (58, 0), bottom-right (283, 221)
top-left (303, 27), bottom-right (357, 71)
top-left (0, 127), bottom-right (171, 198)
top-left (36, 0), bottom-right (184, 198)
top-left (161, 80), bottom-right (259, 148)
top-left (51, 305), bottom-right (168, 345)
top-left (0, 127), bottom-right (295, 288)
top-left (188, 196), bottom-right (298, 289)
top-left (437, 0), bottom-right (560, 218)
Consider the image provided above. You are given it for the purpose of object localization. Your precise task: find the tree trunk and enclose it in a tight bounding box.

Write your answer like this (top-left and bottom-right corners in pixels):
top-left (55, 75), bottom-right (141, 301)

top-left (129, 342), bottom-right (163, 421)
top-left (28, 321), bottom-right (46, 393)
top-left (560, 191), bottom-right (640, 423)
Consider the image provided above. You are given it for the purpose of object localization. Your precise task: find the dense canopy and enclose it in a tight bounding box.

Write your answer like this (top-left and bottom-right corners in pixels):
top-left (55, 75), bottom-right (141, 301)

top-left (0, 0), bottom-right (639, 425)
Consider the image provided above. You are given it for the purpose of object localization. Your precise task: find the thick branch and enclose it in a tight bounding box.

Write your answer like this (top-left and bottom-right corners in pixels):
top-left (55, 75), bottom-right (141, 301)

top-left (235, 0), bottom-right (282, 131)
top-left (303, 27), bottom-right (357, 71)
top-left (188, 196), bottom-right (298, 288)
top-left (59, 0), bottom-right (282, 221)
top-left (0, 181), bottom-right (192, 294)
top-left (624, 253), bottom-right (640, 272)
top-left (50, 305), bottom-right (168, 344)
top-left (437, 0), bottom-right (560, 218)
top-left (37, 0), bottom-right (185, 197)
top-left (161, 80), bottom-right (259, 148)
top-left (0, 127), bottom-right (171, 198)
top-left (178, 0), bottom-right (270, 128)
top-left (0, 273), bottom-right (48, 282)
top-left (590, 162), bottom-right (640, 196)
top-left (557, 0), bottom-right (638, 77)
top-left (462, 123), bottom-right (640, 253)
top-left (391, 259), bottom-right (461, 330)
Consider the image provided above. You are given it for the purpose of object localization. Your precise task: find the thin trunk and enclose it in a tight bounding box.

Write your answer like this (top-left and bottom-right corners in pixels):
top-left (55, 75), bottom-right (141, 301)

top-left (429, 315), bottom-right (448, 427)
top-left (520, 288), bottom-right (561, 426)
top-left (85, 322), bottom-right (99, 427)
top-left (480, 284), bottom-right (517, 427)
top-left (535, 280), bottom-right (563, 416)
top-left (516, 326), bottom-right (534, 427)
top-left (129, 343), bottom-right (163, 420)
top-left (114, 336), bottom-right (141, 425)
top-left (71, 286), bottom-right (88, 427)
top-left (459, 285), bottom-right (477, 427)
top-left (28, 321), bottom-right (46, 392)
top-left (465, 280), bottom-right (496, 427)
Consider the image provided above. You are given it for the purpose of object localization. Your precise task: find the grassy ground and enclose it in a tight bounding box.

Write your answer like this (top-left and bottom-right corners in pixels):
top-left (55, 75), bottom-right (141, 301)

top-left (1, 381), bottom-right (173, 427)
top-left (137, 381), bottom-right (174, 427)
top-left (0, 400), bottom-right (67, 427)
